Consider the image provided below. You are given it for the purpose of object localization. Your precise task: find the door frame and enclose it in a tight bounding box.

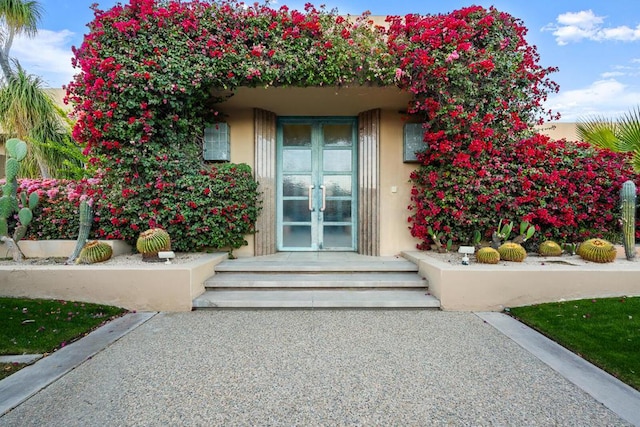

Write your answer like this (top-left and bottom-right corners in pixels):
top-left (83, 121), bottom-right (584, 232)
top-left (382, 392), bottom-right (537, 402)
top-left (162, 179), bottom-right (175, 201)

top-left (276, 116), bottom-right (358, 251)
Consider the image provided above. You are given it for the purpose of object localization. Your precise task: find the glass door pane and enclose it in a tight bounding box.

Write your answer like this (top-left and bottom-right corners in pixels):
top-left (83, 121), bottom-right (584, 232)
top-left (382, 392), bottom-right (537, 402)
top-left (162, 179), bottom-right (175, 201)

top-left (319, 122), bottom-right (355, 250)
top-left (278, 119), bottom-right (356, 251)
top-left (280, 124), bottom-right (314, 249)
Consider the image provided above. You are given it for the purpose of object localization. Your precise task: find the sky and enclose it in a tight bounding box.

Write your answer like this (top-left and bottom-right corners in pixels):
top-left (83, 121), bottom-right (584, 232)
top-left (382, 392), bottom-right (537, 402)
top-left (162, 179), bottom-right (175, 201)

top-left (11, 0), bottom-right (640, 122)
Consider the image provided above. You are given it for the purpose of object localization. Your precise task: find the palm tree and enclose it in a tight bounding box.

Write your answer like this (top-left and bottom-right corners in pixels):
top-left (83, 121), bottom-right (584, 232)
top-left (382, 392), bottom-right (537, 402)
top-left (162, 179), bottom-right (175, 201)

top-left (0, 0), bottom-right (42, 81)
top-left (577, 106), bottom-right (640, 173)
top-left (0, 63), bottom-right (84, 178)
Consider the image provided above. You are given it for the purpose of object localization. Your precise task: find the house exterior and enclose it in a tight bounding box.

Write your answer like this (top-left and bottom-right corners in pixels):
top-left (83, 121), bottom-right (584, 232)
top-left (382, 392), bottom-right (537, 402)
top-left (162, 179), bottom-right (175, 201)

top-left (210, 85), bottom-right (577, 257)
top-left (0, 84), bottom-right (578, 258)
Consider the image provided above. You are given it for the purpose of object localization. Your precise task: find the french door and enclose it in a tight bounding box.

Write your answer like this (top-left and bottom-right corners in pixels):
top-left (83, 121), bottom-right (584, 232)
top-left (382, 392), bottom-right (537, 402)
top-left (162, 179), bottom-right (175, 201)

top-left (277, 117), bottom-right (357, 251)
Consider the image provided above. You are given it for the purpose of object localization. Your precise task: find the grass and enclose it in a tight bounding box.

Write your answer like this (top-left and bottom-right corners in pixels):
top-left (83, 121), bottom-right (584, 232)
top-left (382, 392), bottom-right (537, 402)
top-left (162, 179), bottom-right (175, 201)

top-left (508, 296), bottom-right (640, 391)
top-left (0, 297), bottom-right (126, 380)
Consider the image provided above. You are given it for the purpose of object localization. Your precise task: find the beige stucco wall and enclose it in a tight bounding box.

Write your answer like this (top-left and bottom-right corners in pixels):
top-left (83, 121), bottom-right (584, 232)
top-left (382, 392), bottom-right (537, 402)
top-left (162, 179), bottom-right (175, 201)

top-left (378, 109), bottom-right (422, 255)
top-left (537, 122), bottom-right (579, 141)
top-left (0, 253), bottom-right (226, 311)
top-left (219, 87), bottom-right (419, 256)
top-left (405, 251), bottom-right (640, 311)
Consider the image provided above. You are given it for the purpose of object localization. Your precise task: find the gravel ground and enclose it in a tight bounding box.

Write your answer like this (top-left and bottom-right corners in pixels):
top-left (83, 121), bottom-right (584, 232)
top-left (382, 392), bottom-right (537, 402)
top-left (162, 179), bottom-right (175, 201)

top-left (0, 310), bottom-right (629, 426)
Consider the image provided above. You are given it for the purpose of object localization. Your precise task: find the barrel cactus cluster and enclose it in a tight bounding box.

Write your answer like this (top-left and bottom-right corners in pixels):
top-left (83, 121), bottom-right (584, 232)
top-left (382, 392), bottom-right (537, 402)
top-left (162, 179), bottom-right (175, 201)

top-left (76, 240), bottom-right (113, 264)
top-left (476, 247), bottom-right (500, 264)
top-left (136, 228), bottom-right (171, 260)
top-left (538, 240), bottom-right (563, 257)
top-left (577, 238), bottom-right (617, 263)
top-left (497, 242), bottom-right (527, 262)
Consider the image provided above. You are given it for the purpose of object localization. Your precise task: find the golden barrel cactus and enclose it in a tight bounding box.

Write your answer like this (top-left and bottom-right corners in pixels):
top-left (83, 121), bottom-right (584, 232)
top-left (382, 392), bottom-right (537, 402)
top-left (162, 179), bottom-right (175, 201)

top-left (538, 240), bottom-right (562, 257)
top-left (136, 228), bottom-right (171, 258)
top-left (577, 238), bottom-right (617, 263)
top-left (76, 241), bottom-right (113, 264)
top-left (497, 242), bottom-right (527, 262)
top-left (476, 247), bottom-right (500, 264)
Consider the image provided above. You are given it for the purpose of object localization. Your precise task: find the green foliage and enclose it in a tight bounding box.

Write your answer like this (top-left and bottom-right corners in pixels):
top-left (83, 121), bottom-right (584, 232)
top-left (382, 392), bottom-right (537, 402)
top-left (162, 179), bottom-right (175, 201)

top-left (0, 66), bottom-right (87, 179)
top-left (562, 242), bottom-right (578, 256)
top-left (509, 297), bottom-right (640, 391)
top-left (94, 163), bottom-right (260, 252)
top-left (578, 106), bottom-right (640, 173)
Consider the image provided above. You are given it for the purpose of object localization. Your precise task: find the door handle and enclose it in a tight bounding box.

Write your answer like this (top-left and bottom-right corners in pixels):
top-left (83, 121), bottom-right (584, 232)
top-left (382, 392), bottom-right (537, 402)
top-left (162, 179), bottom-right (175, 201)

top-left (308, 185), bottom-right (314, 211)
top-left (320, 185), bottom-right (326, 212)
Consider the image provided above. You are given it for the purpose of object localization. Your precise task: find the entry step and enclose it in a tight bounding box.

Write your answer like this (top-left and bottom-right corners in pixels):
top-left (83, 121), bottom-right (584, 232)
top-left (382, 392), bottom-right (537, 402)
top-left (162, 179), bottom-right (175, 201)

top-left (205, 272), bottom-right (426, 288)
top-left (214, 259), bottom-right (419, 273)
top-left (192, 289), bottom-right (440, 309)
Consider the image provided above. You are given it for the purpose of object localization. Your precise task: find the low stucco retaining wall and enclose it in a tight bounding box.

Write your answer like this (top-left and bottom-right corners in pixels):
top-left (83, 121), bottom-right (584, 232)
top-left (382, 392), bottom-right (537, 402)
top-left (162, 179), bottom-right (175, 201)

top-left (13, 240), bottom-right (132, 259)
top-left (404, 251), bottom-right (640, 311)
top-left (0, 253), bottom-right (227, 312)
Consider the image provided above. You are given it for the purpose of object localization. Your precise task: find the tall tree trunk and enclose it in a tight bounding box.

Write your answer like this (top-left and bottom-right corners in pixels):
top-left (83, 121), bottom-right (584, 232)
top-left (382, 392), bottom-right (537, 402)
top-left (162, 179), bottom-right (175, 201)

top-left (0, 28), bottom-right (16, 81)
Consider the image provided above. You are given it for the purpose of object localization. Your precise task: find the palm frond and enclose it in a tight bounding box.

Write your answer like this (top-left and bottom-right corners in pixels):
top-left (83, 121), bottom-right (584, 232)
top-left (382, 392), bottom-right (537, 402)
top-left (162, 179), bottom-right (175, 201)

top-left (631, 149), bottom-right (640, 175)
top-left (617, 105), bottom-right (640, 154)
top-left (0, 0), bottom-right (42, 37)
top-left (0, 63), bottom-right (85, 178)
top-left (576, 115), bottom-right (619, 151)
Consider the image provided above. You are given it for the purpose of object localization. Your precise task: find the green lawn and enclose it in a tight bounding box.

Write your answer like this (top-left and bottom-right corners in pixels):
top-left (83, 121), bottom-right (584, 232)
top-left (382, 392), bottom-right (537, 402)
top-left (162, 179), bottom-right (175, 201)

top-left (0, 297), bottom-right (126, 380)
top-left (508, 296), bottom-right (640, 391)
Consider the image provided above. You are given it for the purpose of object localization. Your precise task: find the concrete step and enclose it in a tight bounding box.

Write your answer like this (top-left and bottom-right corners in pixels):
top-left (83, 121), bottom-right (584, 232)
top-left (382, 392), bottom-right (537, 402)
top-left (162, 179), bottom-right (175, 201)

top-left (213, 259), bottom-right (418, 273)
top-left (192, 289), bottom-right (440, 309)
top-left (204, 272), bottom-right (427, 288)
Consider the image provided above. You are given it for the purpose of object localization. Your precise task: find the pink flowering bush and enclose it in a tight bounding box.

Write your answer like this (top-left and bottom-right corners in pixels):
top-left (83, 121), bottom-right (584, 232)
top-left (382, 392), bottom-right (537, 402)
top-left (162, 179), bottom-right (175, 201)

top-left (61, 0), bottom-right (636, 251)
top-left (5, 179), bottom-right (100, 240)
top-left (384, 7), bottom-right (638, 248)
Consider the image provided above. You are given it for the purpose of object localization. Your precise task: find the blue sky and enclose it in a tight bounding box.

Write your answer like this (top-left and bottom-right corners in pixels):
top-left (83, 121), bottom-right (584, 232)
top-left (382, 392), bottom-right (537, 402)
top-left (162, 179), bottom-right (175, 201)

top-left (12, 0), bottom-right (640, 122)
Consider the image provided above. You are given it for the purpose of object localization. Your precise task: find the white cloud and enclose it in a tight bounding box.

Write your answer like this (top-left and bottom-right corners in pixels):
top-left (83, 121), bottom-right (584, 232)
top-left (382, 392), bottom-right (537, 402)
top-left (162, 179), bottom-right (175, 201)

top-left (11, 29), bottom-right (76, 88)
top-left (543, 10), bottom-right (640, 45)
top-left (601, 71), bottom-right (625, 78)
top-left (557, 10), bottom-right (604, 29)
top-left (545, 79), bottom-right (640, 122)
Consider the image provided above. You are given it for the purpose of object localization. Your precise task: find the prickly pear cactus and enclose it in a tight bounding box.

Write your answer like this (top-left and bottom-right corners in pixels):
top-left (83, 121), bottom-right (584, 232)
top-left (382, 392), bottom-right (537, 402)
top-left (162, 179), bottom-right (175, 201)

top-left (538, 241), bottom-right (563, 257)
top-left (76, 240), bottom-right (113, 264)
top-left (497, 242), bottom-right (527, 262)
top-left (136, 228), bottom-right (171, 259)
top-left (0, 138), bottom-right (38, 262)
top-left (476, 247), bottom-right (500, 264)
top-left (620, 180), bottom-right (636, 260)
top-left (577, 238), bottom-right (617, 263)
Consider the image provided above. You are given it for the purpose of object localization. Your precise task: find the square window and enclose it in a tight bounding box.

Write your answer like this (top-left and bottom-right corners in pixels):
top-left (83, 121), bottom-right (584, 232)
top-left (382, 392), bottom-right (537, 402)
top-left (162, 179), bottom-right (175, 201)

top-left (403, 123), bottom-right (425, 163)
top-left (203, 123), bottom-right (230, 161)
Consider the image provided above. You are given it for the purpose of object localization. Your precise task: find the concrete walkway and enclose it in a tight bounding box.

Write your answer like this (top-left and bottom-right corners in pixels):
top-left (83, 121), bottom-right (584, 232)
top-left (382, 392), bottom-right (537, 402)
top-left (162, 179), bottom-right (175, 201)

top-left (1, 310), bottom-right (639, 426)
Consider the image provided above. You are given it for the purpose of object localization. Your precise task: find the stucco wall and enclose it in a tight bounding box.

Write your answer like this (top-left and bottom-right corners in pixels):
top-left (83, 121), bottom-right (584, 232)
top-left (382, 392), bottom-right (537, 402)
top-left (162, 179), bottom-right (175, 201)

top-left (379, 110), bottom-right (422, 255)
top-left (220, 107), bottom-right (255, 257)
top-left (216, 87), bottom-right (585, 256)
top-left (537, 122), bottom-right (579, 141)
top-left (220, 104), bottom-right (421, 256)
